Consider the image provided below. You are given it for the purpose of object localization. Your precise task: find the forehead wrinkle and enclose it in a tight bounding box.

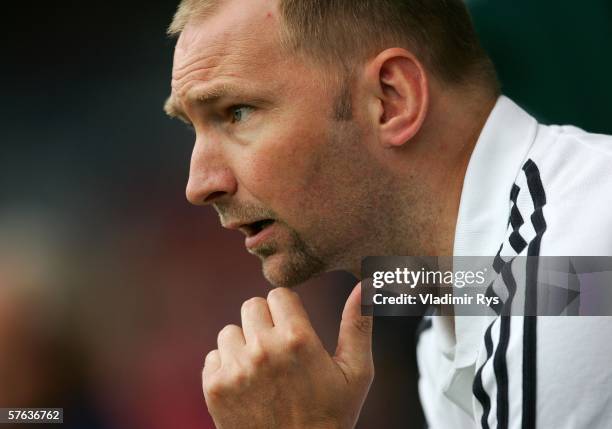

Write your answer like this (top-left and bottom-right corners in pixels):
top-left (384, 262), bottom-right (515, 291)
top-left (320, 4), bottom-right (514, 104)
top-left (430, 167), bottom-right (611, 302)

top-left (172, 46), bottom-right (274, 100)
top-left (171, 67), bottom-right (244, 101)
top-left (172, 37), bottom-right (265, 97)
top-left (173, 33), bottom-right (239, 75)
top-left (174, 31), bottom-right (273, 77)
top-left (171, 61), bottom-right (221, 97)
top-left (172, 52), bottom-right (224, 80)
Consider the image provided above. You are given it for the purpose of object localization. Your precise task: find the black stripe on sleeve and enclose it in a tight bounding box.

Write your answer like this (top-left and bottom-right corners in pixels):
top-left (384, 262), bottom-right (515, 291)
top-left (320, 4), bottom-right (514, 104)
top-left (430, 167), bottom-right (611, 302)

top-left (522, 159), bottom-right (547, 429)
top-left (509, 185), bottom-right (527, 253)
top-left (493, 257), bottom-right (519, 429)
top-left (493, 315), bottom-right (511, 429)
top-left (509, 231), bottom-right (528, 254)
top-left (473, 321), bottom-right (495, 429)
top-left (522, 316), bottom-right (537, 429)
top-left (485, 283), bottom-right (503, 315)
top-left (487, 244), bottom-right (506, 315)
top-left (493, 252), bottom-right (505, 273)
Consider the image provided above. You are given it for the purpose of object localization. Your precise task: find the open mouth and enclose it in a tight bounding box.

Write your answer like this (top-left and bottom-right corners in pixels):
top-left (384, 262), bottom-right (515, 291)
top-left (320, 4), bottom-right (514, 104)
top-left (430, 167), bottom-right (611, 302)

top-left (243, 219), bottom-right (275, 237)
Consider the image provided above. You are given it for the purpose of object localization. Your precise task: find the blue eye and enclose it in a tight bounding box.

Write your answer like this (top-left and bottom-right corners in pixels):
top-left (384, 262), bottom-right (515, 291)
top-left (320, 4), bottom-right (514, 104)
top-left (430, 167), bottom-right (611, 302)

top-left (230, 105), bottom-right (253, 123)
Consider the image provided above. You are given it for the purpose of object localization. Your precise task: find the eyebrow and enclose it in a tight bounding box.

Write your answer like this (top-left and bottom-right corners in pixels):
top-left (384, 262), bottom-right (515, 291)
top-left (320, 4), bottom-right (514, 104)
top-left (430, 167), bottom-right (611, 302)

top-left (163, 83), bottom-right (253, 125)
top-left (164, 95), bottom-right (191, 124)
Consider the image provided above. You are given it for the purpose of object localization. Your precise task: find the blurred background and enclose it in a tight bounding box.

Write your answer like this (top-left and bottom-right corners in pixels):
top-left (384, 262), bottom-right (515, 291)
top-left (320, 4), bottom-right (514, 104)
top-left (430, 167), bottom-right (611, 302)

top-left (1, 1), bottom-right (611, 428)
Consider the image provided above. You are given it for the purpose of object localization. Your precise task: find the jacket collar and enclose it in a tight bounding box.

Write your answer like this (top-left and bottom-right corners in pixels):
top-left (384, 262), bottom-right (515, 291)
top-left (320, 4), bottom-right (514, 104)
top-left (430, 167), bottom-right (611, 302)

top-left (432, 96), bottom-right (539, 413)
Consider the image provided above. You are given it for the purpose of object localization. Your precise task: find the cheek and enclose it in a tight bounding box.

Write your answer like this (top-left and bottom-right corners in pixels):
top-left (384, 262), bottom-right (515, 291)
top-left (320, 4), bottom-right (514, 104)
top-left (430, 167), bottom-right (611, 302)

top-left (237, 125), bottom-right (335, 217)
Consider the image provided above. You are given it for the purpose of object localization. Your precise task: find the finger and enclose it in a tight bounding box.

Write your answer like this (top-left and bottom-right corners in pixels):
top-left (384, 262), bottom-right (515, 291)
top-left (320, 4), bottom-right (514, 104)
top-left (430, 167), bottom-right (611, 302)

top-left (334, 283), bottom-right (374, 372)
top-left (241, 297), bottom-right (274, 342)
top-left (217, 324), bottom-right (246, 364)
top-left (266, 287), bottom-right (313, 329)
top-left (203, 349), bottom-right (221, 379)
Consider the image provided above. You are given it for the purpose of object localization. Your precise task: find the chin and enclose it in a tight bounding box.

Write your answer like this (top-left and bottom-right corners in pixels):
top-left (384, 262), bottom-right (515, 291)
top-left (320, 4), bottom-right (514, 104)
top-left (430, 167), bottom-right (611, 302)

top-left (260, 249), bottom-right (325, 288)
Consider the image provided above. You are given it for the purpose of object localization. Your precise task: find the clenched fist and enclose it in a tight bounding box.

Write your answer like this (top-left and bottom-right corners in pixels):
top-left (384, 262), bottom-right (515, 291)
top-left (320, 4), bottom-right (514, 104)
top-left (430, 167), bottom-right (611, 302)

top-left (202, 284), bottom-right (374, 429)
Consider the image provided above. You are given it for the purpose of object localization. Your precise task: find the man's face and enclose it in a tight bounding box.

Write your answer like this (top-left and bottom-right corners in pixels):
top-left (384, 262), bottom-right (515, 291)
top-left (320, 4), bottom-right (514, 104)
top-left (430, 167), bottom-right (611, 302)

top-left (169, 0), bottom-right (391, 287)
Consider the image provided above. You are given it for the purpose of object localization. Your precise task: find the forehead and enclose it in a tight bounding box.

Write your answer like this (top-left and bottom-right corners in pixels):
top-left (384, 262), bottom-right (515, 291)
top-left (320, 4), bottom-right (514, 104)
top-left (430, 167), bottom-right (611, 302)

top-left (171, 0), bottom-right (282, 97)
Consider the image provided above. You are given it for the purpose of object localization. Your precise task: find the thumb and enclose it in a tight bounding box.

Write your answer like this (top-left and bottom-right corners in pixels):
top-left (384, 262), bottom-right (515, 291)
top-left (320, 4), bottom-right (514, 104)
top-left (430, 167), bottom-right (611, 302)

top-left (334, 282), bottom-right (374, 374)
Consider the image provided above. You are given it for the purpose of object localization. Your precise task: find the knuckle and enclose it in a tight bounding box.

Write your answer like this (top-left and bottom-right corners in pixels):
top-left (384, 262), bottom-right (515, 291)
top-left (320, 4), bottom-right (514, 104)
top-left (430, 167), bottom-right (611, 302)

top-left (242, 297), bottom-right (266, 313)
top-left (225, 368), bottom-right (249, 389)
top-left (218, 324), bottom-right (240, 342)
top-left (204, 368), bottom-right (249, 398)
top-left (249, 343), bottom-right (269, 366)
top-left (284, 327), bottom-right (310, 351)
top-left (267, 286), bottom-right (292, 301)
top-left (203, 350), bottom-right (219, 368)
top-left (203, 374), bottom-right (226, 399)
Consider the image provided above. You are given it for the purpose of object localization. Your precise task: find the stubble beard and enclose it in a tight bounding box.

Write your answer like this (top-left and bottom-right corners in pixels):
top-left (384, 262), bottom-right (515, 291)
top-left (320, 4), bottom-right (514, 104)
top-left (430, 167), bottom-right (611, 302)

top-left (253, 80), bottom-right (357, 288)
top-left (254, 225), bottom-right (327, 288)
top-left (216, 202), bottom-right (328, 288)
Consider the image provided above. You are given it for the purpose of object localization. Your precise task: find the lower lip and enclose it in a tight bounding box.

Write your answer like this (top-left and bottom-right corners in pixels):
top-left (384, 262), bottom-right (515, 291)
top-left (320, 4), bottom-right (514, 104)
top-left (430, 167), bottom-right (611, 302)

top-left (245, 222), bottom-right (276, 250)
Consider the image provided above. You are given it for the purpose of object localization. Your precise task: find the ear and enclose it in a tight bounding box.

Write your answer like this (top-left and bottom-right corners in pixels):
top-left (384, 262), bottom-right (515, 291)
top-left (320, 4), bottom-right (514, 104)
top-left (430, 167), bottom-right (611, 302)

top-left (364, 48), bottom-right (429, 148)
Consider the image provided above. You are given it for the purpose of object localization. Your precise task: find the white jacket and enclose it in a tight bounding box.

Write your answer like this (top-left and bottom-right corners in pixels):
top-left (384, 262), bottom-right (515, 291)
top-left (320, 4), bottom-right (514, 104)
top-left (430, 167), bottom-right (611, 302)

top-left (417, 96), bottom-right (612, 428)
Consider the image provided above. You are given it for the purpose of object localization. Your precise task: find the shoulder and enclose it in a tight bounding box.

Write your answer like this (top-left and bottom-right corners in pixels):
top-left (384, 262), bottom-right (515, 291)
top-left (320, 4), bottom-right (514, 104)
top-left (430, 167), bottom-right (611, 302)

top-left (530, 124), bottom-right (612, 180)
top-left (516, 124), bottom-right (612, 255)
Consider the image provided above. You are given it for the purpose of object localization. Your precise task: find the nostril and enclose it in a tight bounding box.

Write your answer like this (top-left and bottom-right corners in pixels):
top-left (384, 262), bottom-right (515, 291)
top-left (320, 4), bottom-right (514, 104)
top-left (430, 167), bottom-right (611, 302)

top-left (204, 191), bottom-right (226, 203)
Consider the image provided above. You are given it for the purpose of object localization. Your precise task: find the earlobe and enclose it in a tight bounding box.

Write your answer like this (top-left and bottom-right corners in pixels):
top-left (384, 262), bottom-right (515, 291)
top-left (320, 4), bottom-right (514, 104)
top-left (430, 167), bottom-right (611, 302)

top-left (372, 49), bottom-right (429, 148)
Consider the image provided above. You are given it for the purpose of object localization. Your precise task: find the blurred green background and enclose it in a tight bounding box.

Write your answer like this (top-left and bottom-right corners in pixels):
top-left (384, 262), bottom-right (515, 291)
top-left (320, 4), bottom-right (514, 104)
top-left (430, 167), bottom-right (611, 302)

top-left (1, 1), bottom-right (610, 428)
top-left (471, 0), bottom-right (612, 133)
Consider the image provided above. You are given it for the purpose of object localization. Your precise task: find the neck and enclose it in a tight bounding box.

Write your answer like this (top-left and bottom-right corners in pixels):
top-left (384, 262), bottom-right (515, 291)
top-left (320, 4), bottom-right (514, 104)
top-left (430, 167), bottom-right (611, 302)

top-left (346, 87), bottom-right (498, 278)
top-left (396, 87), bottom-right (498, 257)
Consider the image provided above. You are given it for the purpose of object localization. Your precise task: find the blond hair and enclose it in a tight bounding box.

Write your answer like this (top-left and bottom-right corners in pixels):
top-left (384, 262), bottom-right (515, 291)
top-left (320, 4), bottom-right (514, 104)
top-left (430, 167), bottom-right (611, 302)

top-left (168, 0), bottom-right (498, 91)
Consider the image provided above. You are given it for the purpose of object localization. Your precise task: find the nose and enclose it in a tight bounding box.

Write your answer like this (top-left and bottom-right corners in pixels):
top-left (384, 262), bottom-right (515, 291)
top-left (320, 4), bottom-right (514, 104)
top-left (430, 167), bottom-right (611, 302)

top-left (185, 138), bottom-right (237, 206)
